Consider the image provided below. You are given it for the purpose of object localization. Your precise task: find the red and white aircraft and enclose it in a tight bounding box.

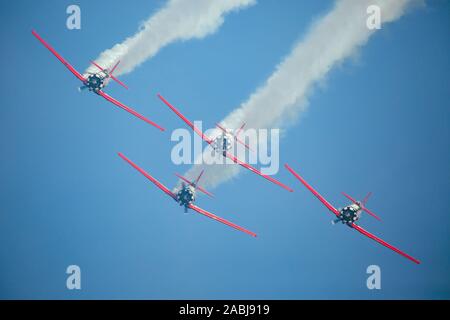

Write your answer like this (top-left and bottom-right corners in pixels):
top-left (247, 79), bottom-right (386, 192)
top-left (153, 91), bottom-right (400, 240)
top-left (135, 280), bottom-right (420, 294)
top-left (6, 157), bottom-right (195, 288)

top-left (285, 164), bottom-right (420, 264)
top-left (31, 30), bottom-right (164, 131)
top-left (118, 152), bottom-right (257, 237)
top-left (157, 94), bottom-right (293, 192)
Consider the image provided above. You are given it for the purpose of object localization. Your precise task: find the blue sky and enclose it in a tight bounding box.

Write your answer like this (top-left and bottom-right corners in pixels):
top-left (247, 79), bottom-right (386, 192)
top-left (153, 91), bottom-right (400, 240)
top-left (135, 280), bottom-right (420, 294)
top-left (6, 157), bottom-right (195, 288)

top-left (0, 0), bottom-right (449, 299)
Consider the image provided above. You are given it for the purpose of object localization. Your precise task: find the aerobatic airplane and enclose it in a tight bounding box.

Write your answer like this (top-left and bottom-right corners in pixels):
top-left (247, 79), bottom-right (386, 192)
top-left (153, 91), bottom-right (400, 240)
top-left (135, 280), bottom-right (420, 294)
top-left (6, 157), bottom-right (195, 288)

top-left (157, 94), bottom-right (293, 192)
top-left (285, 164), bottom-right (420, 264)
top-left (118, 152), bottom-right (256, 237)
top-left (31, 30), bottom-right (164, 131)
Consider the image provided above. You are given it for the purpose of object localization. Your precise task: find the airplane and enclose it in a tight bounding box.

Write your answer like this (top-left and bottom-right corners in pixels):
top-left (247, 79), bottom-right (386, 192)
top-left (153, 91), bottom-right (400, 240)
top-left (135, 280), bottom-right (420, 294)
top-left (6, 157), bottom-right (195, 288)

top-left (118, 152), bottom-right (257, 237)
top-left (31, 30), bottom-right (164, 131)
top-left (284, 163), bottom-right (420, 264)
top-left (157, 94), bottom-right (293, 192)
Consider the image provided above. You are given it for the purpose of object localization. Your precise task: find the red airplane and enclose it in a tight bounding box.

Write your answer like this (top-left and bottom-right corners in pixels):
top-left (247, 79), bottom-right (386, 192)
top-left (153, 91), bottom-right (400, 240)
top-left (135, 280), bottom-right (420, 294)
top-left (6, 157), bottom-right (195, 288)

top-left (31, 30), bottom-right (164, 131)
top-left (157, 94), bottom-right (293, 192)
top-left (285, 164), bottom-right (420, 264)
top-left (118, 152), bottom-right (256, 237)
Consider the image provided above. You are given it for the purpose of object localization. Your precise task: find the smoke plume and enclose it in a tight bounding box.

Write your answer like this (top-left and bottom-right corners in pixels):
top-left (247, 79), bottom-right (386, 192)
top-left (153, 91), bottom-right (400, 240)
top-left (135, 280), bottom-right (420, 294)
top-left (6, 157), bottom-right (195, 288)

top-left (85, 0), bottom-right (255, 76)
top-left (183, 0), bottom-right (417, 189)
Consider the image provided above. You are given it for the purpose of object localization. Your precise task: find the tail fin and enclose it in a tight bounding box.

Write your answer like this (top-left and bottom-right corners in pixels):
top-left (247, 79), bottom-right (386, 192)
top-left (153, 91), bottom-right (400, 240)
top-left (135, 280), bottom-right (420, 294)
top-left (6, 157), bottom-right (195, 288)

top-left (234, 123), bottom-right (252, 150)
top-left (342, 192), bottom-right (381, 221)
top-left (110, 60), bottom-right (120, 75)
top-left (90, 60), bottom-right (128, 90)
top-left (175, 172), bottom-right (214, 198)
top-left (90, 60), bottom-right (106, 72)
top-left (342, 192), bottom-right (358, 204)
top-left (216, 122), bottom-right (251, 150)
top-left (235, 122), bottom-right (246, 137)
top-left (362, 192), bottom-right (372, 206)
top-left (362, 207), bottom-right (381, 221)
top-left (194, 169), bottom-right (205, 187)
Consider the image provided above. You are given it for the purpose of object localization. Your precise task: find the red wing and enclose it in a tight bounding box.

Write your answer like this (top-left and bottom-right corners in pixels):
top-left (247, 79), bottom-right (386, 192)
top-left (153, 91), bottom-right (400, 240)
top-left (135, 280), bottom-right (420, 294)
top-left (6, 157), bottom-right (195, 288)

top-left (158, 94), bottom-right (213, 144)
top-left (225, 152), bottom-right (293, 192)
top-left (285, 164), bottom-right (340, 216)
top-left (352, 224), bottom-right (420, 264)
top-left (188, 203), bottom-right (256, 237)
top-left (32, 30), bottom-right (86, 83)
top-left (118, 153), bottom-right (176, 200)
top-left (98, 91), bottom-right (164, 131)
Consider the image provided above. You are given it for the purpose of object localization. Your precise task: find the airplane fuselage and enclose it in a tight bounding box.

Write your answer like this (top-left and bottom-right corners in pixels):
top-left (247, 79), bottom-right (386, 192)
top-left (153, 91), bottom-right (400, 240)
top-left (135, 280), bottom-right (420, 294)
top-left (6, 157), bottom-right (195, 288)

top-left (176, 184), bottom-right (196, 212)
top-left (336, 203), bottom-right (362, 225)
top-left (80, 73), bottom-right (108, 93)
top-left (213, 133), bottom-right (232, 157)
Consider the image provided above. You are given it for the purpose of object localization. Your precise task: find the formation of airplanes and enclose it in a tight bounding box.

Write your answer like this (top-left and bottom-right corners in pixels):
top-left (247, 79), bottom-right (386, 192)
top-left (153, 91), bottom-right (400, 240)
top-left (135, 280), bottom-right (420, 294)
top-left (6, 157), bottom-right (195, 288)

top-left (32, 30), bottom-right (420, 264)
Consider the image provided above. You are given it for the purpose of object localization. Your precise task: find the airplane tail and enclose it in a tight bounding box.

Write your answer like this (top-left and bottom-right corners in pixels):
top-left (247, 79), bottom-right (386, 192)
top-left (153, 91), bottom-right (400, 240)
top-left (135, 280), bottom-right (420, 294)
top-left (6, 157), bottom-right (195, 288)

top-left (90, 60), bottom-right (128, 90)
top-left (342, 192), bottom-right (381, 221)
top-left (109, 60), bottom-right (121, 75)
top-left (362, 192), bottom-right (372, 206)
top-left (215, 122), bottom-right (251, 151)
top-left (175, 172), bottom-right (214, 198)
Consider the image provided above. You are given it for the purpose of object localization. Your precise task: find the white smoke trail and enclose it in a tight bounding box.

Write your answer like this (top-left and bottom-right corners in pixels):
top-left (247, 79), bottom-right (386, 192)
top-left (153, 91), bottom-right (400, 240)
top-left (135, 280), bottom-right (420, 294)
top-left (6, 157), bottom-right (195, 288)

top-left (85, 0), bottom-right (256, 76)
top-left (183, 0), bottom-right (417, 189)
